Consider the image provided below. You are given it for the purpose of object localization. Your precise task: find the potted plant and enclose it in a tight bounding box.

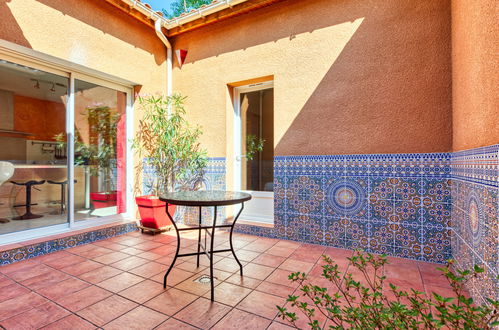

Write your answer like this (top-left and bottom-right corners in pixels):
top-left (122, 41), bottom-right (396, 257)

top-left (82, 104), bottom-right (120, 209)
top-left (132, 94), bottom-right (208, 233)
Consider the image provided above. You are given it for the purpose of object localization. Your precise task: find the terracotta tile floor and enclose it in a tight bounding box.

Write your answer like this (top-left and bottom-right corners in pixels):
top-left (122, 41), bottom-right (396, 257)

top-left (0, 229), bottom-right (457, 329)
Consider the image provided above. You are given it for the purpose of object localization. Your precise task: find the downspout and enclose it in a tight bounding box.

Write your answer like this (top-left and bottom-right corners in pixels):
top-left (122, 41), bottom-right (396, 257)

top-left (154, 19), bottom-right (173, 97)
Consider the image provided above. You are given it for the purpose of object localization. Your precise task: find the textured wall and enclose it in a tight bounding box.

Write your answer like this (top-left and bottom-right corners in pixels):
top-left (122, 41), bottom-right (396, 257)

top-left (451, 0), bottom-right (499, 151)
top-left (0, 0), bottom-right (166, 94)
top-left (171, 0), bottom-right (452, 157)
top-left (451, 145), bottom-right (498, 304)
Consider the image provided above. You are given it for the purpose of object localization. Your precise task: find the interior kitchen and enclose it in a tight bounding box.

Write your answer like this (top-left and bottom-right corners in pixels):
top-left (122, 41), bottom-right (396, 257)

top-left (0, 59), bottom-right (126, 236)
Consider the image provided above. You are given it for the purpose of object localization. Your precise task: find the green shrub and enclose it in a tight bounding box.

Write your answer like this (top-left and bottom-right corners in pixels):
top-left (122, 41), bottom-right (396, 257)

top-left (277, 251), bottom-right (499, 329)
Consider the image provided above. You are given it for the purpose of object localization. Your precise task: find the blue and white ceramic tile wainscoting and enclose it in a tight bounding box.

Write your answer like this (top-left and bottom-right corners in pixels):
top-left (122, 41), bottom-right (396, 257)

top-left (0, 222), bottom-right (138, 265)
top-left (143, 158), bottom-right (227, 226)
top-left (235, 153), bottom-right (452, 264)
top-left (451, 144), bottom-right (498, 304)
top-left (179, 158), bottom-right (227, 225)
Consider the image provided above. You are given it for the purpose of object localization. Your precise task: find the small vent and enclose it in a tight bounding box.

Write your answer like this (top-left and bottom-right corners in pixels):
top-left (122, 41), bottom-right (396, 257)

top-left (193, 274), bottom-right (214, 284)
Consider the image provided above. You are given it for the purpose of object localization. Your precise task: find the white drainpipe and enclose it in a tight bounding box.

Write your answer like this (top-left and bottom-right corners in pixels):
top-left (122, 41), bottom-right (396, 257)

top-left (154, 19), bottom-right (173, 97)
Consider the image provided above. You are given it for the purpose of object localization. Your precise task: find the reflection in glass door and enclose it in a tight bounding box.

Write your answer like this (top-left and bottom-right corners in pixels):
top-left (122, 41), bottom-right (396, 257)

top-left (234, 82), bottom-right (274, 223)
top-left (73, 80), bottom-right (127, 221)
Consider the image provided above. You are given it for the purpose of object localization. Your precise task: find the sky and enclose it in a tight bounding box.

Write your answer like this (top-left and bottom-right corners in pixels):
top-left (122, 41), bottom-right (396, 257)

top-left (142, 0), bottom-right (175, 12)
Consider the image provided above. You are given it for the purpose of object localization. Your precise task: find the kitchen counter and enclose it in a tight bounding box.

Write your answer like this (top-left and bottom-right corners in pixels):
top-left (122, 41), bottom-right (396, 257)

top-left (13, 164), bottom-right (68, 169)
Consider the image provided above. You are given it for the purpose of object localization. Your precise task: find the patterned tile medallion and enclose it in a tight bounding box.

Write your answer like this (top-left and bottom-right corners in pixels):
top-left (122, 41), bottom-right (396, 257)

top-left (451, 144), bottom-right (498, 304)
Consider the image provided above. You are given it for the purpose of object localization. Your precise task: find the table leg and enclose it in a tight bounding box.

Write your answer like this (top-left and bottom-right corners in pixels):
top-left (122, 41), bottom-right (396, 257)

top-left (197, 206), bottom-right (202, 268)
top-left (163, 202), bottom-right (180, 289)
top-left (230, 203), bottom-right (245, 276)
top-left (209, 205), bottom-right (217, 301)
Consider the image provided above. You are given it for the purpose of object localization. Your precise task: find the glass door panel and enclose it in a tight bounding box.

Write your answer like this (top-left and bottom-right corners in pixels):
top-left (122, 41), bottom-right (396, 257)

top-left (235, 84), bottom-right (274, 223)
top-left (73, 79), bottom-right (126, 220)
top-left (241, 89), bottom-right (274, 191)
top-left (0, 59), bottom-right (69, 234)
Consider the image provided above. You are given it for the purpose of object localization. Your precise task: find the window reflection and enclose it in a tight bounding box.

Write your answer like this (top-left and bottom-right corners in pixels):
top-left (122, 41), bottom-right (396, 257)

top-left (73, 80), bottom-right (126, 220)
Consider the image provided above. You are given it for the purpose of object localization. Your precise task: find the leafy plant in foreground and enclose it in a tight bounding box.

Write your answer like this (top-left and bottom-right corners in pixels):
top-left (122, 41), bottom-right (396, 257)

top-left (277, 251), bottom-right (499, 329)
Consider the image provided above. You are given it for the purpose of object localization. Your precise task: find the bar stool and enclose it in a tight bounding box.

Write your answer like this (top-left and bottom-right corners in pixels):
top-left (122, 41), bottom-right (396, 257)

top-left (10, 180), bottom-right (45, 220)
top-left (47, 180), bottom-right (77, 214)
top-left (0, 162), bottom-right (15, 223)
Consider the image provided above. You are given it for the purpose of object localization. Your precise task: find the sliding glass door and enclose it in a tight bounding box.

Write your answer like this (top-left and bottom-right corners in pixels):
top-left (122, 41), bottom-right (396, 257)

top-left (0, 55), bottom-right (132, 241)
top-left (73, 79), bottom-right (127, 221)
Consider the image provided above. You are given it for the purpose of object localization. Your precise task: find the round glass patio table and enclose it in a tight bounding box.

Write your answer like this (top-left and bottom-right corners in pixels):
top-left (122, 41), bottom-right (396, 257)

top-left (159, 191), bottom-right (251, 301)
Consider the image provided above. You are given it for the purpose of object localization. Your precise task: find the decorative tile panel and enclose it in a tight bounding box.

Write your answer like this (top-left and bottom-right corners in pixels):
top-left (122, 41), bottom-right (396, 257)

top-left (236, 152), bottom-right (454, 264)
top-left (0, 222), bottom-right (138, 265)
top-left (451, 144), bottom-right (498, 305)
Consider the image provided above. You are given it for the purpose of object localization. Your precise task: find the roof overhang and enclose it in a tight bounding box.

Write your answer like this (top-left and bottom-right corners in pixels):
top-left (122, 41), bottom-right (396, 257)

top-left (103, 0), bottom-right (287, 36)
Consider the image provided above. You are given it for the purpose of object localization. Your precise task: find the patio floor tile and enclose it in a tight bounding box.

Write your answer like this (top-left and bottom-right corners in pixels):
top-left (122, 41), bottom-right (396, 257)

top-left (60, 259), bottom-right (103, 276)
top-left (255, 281), bottom-right (295, 298)
top-left (118, 279), bottom-right (166, 303)
top-left (44, 255), bottom-right (86, 269)
top-left (252, 253), bottom-right (286, 267)
top-left (109, 255), bottom-right (150, 270)
top-left (96, 272), bottom-right (144, 292)
top-left (212, 308), bottom-right (271, 329)
top-left (144, 287), bottom-right (197, 315)
top-left (155, 317), bottom-right (197, 329)
top-left (267, 321), bottom-right (295, 329)
top-left (225, 272), bottom-right (262, 289)
top-left (174, 297), bottom-right (232, 328)
top-left (56, 285), bottom-right (112, 312)
top-left (36, 277), bottom-right (90, 300)
top-left (213, 257), bottom-right (246, 272)
top-left (92, 251), bottom-right (129, 264)
top-left (0, 301), bottom-right (70, 329)
top-left (0, 291), bottom-right (48, 321)
top-left (40, 314), bottom-right (96, 329)
top-left (77, 265), bottom-right (122, 284)
top-left (242, 263), bottom-right (275, 280)
top-left (152, 268), bottom-right (195, 286)
top-left (0, 230), bottom-right (467, 329)
top-left (0, 274), bottom-right (13, 287)
top-left (104, 306), bottom-right (168, 330)
top-left (6, 264), bottom-right (53, 282)
top-left (76, 294), bottom-right (138, 326)
top-left (128, 261), bottom-right (166, 277)
top-left (278, 258), bottom-right (315, 273)
top-left (202, 281), bottom-right (252, 306)
top-left (237, 290), bottom-right (283, 319)
top-left (0, 282), bottom-right (30, 302)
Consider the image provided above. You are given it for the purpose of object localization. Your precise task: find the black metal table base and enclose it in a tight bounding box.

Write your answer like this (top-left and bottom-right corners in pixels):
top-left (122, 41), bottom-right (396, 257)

top-left (163, 204), bottom-right (245, 301)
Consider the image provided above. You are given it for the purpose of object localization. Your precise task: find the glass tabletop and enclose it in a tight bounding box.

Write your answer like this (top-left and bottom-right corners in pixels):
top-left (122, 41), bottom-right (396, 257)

top-left (159, 191), bottom-right (252, 206)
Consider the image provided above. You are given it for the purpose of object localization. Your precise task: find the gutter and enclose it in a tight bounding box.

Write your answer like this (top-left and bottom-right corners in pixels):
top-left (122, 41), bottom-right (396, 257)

top-left (118, 0), bottom-right (250, 96)
top-left (154, 19), bottom-right (173, 97)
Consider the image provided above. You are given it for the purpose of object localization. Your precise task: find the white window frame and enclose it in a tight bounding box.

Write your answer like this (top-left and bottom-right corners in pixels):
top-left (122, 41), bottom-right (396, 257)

top-left (0, 40), bottom-right (136, 245)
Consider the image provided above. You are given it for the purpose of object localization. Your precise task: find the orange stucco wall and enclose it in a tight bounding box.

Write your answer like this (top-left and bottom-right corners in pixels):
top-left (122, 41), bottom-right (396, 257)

top-left (451, 0), bottom-right (499, 151)
top-left (0, 0), bottom-right (166, 94)
top-left (171, 0), bottom-right (453, 157)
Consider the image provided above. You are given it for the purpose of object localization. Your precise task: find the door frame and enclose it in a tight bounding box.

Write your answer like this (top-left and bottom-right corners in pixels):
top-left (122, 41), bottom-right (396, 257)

top-left (233, 81), bottom-right (274, 223)
top-left (0, 40), bottom-right (135, 244)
